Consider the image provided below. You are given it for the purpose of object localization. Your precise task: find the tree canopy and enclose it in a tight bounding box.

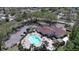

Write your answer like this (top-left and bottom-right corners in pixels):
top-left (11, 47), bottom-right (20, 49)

top-left (64, 26), bottom-right (79, 51)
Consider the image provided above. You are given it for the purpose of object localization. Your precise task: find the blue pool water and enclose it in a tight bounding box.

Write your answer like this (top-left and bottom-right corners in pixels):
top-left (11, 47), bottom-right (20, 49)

top-left (28, 34), bottom-right (41, 45)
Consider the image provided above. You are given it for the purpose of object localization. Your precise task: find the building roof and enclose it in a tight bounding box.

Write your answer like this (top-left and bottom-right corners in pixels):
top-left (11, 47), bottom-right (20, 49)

top-left (36, 25), bottom-right (66, 38)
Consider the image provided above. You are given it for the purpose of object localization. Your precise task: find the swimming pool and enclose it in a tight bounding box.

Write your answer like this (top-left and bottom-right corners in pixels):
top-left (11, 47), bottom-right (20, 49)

top-left (27, 34), bottom-right (41, 45)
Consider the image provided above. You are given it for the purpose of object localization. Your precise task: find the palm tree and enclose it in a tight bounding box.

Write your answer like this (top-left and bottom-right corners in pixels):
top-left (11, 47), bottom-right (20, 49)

top-left (30, 44), bottom-right (34, 51)
top-left (18, 43), bottom-right (24, 51)
top-left (44, 41), bottom-right (49, 46)
top-left (34, 46), bottom-right (39, 51)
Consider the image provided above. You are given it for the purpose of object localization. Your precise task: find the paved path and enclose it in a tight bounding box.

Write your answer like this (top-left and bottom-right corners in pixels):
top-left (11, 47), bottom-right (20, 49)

top-left (57, 20), bottom-right (75, 26)
top-left (5, 25), bottom-right (32, 48)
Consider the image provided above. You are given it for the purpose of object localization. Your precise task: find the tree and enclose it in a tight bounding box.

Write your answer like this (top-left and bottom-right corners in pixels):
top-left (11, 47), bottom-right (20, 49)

top-left (63, 41), bottom-right (75, 51)
top-left (30, 44), bottom-right (35, 51)
top-left (15, 13), bottom-right (22, 22)
top-left (44, 41), bottom-right (49, 46)
top-left (5, 18), bottom-right (9, 22)
top-left (0, 36), bottom-right (1, 50)
top-left (22, 12), bottom-right (27, 19)
top-left (64, 26), bottom-right (79, 51)
top-left (3, 8), bottom-right (6, 14)
top-left (38, 44), bottom-right (47, 51)
top-left (16, 17), bottom-right (22, 22)
top-left (0, 32), bottom-right (3, 51)
top-left (18, 43), bottom-right (24, 51)
top-left (10, 8), bottom-right (16, 16)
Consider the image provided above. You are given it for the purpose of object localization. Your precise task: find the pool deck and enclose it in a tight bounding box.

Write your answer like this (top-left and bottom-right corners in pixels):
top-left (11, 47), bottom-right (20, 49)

top-left (21, 32), bottom-right (55, 50)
